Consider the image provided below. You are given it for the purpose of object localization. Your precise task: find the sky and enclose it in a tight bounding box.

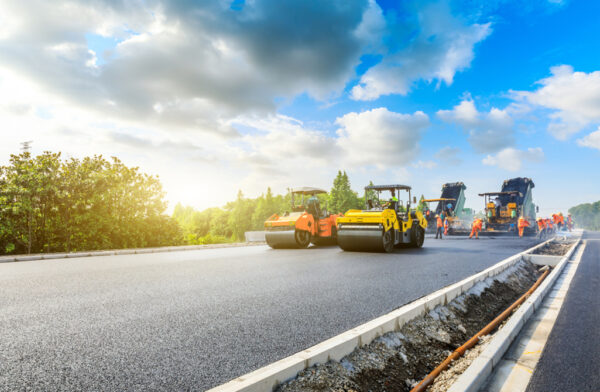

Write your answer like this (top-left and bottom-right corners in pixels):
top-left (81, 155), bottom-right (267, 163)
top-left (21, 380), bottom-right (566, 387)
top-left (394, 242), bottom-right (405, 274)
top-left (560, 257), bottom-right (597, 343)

top-left (0, 0), bottom-right (599, 216)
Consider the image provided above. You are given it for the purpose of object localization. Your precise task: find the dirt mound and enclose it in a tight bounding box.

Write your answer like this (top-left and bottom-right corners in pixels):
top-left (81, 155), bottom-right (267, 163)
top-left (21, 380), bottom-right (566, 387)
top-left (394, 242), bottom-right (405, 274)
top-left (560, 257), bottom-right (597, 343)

top-left (532, 240), bottom-right (575, 256)
top-left (277, 261), bottom-right (539, 392)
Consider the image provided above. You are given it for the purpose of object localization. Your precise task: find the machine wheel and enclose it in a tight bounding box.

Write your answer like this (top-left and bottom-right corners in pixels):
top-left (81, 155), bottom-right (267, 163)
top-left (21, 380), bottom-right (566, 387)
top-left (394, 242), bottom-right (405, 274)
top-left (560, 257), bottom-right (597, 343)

top-left (382, 229), bottom-right (394, 253)
top-left (410, 226), bottom-right (425, 248)
top-left (295, 230), bottom-right (311, 248)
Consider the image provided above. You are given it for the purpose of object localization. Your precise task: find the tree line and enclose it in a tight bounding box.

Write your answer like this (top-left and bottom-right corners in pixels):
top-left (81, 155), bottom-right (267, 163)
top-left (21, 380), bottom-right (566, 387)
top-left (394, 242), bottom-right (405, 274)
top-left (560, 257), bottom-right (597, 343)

top-left (568, 201), bottom-right (600, 231)
top-left (0, 151), bottom-right (181, 254)
top-left (0, 150), bottom-right (369, 254)
top-left (172, 171), bottom-right (366, 244)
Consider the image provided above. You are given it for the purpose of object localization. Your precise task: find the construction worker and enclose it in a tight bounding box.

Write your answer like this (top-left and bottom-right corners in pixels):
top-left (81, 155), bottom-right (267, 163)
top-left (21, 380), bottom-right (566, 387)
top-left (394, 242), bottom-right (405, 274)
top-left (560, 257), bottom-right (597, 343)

top-left (444, 217), bottom-right (449, 236)
top-left (552, 214), bottom-right (561, 231)
top-left (469, 218), bottom-right (482, 239)
top-left (546, 218), bottom-right (554, 234)
top-left (567, 214), bottom-right (573, 231)
top-left (518, 216), bottom-right (529, 237)
top-left (435, 214), bottom-right (443, 239)
top-left (559, 213), bottom-right (565, 231)
top-left (537, 217), bottom-right (546, 238)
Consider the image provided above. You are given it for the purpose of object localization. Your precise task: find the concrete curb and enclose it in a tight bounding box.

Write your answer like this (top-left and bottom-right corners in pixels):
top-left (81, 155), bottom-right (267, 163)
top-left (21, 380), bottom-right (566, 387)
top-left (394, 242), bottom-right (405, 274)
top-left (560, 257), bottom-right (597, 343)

top-left (0, 242), bottom-right (266, 264)
top-left (447, 234), bottom-right (583, 392)
top-left (208, 237), bottom-right (557, 392)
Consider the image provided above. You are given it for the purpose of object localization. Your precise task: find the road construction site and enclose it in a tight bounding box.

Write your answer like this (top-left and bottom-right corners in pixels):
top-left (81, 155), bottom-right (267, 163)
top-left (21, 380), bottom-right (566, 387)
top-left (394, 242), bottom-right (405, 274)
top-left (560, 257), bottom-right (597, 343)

top-left (1, 235), bottom-right (546, 391)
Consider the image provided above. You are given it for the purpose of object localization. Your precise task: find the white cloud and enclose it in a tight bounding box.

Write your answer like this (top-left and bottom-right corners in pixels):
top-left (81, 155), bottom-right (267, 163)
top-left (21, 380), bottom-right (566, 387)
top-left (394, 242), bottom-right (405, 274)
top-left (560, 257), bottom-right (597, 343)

top-left (0, 0), bottom-right (382, 137)
top-left (482, 147), bottom-right (544, 171)
top-left (351, 2), bottom-right (491, 100)
top-left (437, 99), bottom-right (514, 153)
top-left (576, 127), bottom-right (600, 151)
top-left (335, 108), bottom-right (429, 168)
top-left (513, 65), bottom-right (600, 140)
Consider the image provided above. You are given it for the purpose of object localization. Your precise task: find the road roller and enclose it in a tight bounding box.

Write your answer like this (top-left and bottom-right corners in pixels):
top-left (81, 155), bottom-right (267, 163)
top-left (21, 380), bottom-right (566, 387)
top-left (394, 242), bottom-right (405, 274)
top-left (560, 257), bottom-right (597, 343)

top-left (336, 184), bottom-right (427, 253)
top-left (264, 187), bottom-right (340, 249)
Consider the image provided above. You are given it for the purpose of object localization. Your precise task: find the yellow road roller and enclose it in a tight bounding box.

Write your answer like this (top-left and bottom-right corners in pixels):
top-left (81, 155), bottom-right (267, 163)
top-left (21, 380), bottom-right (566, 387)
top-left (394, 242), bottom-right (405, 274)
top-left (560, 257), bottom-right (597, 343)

top-left (336, 184), bottom-right (427, 253)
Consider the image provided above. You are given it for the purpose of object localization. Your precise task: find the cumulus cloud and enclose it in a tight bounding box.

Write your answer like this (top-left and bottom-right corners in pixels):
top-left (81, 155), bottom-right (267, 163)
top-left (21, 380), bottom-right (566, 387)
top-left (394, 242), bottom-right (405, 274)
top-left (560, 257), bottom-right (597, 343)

top-left (351, 1), bottom-right (491, 100)
top-left (482, 147), bottom-right (544, 171)
top-left (513, 65), bottom-right (600, 140)
top-left (335, 108), bottom-right (429, 168)
top-left (437, 99), bottom-right (514, 153)
top-left (576, 127), bottom-right (600, 151)
top-left (0, 0), bottom-right (382, 136)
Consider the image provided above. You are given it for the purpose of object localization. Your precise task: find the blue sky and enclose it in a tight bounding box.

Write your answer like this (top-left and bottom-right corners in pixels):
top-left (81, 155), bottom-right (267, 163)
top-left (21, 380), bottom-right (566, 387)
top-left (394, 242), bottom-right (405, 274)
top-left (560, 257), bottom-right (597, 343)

top-left (0, 0), bottom-right (599, 215)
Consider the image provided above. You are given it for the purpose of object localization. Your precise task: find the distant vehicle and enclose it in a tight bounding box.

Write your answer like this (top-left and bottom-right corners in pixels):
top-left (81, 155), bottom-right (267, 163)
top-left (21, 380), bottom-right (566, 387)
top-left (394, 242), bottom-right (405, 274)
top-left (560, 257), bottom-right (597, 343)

top-left (264, 187), bottom-right (340, 248)
top-left (422, 182), bottom-right (472, 235)
top-left (479, 177), bottom-right (538, 236)
top-left (336, 184), bottom-right (427, 253)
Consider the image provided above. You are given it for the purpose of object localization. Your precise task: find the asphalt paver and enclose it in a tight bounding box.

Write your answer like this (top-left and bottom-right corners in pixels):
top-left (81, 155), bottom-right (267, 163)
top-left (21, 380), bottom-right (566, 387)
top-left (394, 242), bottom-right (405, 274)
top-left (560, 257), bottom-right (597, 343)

top-left (526, 232), bottom-right (600, 392)
top-left (0, 236), bottom-right (540, 391)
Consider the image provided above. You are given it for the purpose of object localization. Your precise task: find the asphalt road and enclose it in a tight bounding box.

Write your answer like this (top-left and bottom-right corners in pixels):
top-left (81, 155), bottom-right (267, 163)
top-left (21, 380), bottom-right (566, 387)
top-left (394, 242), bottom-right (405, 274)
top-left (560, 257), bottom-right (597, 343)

top-left (0, 235), bottom-right (541, 391)
top-left (526, 232), bottom-right (600, 392)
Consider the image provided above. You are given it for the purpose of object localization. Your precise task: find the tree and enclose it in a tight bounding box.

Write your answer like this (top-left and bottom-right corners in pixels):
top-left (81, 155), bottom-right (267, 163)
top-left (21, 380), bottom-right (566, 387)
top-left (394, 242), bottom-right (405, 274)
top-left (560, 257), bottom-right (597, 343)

top-left (569, 201), bottom-right (600, 230)
top-left (328, 171), bottom-right (361, 214)
top-left (0, 151), bottom-right (182, 254)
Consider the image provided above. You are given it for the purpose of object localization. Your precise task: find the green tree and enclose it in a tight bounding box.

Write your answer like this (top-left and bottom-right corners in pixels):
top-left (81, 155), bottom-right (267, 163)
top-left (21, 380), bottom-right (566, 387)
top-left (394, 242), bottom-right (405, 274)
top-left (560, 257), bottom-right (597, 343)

top-left (569, 201), bottom-right (600, 230)
top-left (0, 151), bottom-right (182, 255)
top-left (328, 170), bottom-right (361, 213)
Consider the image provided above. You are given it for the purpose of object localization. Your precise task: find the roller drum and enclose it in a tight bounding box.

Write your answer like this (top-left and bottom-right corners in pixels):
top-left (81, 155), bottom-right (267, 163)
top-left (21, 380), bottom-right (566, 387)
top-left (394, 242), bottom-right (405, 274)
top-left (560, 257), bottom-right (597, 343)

top-left (337, 228), bottom-right (387, 252)
top-left (265, 229), bottom-right (310, 248)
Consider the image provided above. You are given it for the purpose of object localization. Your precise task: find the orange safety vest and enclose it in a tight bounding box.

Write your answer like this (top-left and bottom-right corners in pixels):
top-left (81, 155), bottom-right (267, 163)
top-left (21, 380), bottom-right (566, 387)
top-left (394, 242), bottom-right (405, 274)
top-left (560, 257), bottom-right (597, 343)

top-left (537, 219), bottom-right (545, 230)
top-left (473, 219), bottom-right (482, 229)
top-left (436, 217), bottom-right (443, 228)
top-left (518, 218), bottom-right (529, 228)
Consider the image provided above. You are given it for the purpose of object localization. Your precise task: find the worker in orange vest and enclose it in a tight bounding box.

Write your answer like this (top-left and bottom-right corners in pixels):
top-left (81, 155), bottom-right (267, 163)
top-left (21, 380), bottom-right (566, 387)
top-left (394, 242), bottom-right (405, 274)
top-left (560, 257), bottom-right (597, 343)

top-left (443, 217), bottom-right (449, 236)
top-left (559, 213), bottom-right (565, 231)
top-left (546, 218), bottom-right (554, 233)
top-left (552, 214), bottom-right (561, 231)
top-left (518, 216), bottom-right (529, 237)
top-left (435, 214), bottom-right (443, 239)
top-left (469, 218), bottom-right (482, 239)
top-left (537, 218), bottom-right (546, 238)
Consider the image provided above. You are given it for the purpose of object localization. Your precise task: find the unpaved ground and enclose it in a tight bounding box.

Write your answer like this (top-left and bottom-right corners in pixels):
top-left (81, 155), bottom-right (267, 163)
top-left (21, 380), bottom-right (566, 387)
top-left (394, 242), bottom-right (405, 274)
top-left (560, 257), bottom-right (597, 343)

top-left (532, 240), bottom-right (575, 256)
top-left (276, 261), bottom-right (539, 392)
top-left (428, 334), bottom-right (492, 392)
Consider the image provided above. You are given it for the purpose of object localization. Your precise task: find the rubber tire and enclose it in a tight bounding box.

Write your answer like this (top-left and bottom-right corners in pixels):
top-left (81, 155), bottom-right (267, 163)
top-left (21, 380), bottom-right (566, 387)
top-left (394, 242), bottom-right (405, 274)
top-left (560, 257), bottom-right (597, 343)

top-left (382, 230), bottom-right (394, 253)
top-left (295, 230), bottom-right (311, 248)
top-left (410, 226), bottom-right (425, 248)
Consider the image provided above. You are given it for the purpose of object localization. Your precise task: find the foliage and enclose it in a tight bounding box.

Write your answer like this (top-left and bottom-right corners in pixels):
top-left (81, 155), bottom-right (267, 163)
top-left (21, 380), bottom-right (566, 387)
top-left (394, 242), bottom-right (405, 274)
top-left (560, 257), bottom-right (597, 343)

top-left (568, 201), bottom-right (600, 230)
top-left (0, 152), bottom-right (182, 254)
top-left (328, 170), bottom-right (362, 213)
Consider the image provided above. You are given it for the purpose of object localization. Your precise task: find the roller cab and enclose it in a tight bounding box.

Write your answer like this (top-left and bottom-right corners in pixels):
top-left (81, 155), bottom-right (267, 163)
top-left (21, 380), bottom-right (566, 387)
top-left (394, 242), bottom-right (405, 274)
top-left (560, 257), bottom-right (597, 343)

top-left (337, 184), bottom-right (427, 253)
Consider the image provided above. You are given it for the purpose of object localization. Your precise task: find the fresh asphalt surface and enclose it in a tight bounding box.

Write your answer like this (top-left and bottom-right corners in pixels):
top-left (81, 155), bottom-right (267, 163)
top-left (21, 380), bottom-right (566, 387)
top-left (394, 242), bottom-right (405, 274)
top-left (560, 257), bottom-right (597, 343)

top-left (526, 231), bottom-right (600, 392)
top-left (0, 235), bottom-right (542, 391)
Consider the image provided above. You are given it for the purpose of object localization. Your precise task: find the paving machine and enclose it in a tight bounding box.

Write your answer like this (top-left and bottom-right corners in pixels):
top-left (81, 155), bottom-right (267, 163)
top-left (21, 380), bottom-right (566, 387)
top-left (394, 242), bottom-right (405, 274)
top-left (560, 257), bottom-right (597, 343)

top-left (264, 187), bottom-right (340, 248)
top-left (479, 177), bottom-right (538, 235)
top-left (336, 184), bottom-right (427, 253)
top-left (423, 182), bottom-right (471, 235)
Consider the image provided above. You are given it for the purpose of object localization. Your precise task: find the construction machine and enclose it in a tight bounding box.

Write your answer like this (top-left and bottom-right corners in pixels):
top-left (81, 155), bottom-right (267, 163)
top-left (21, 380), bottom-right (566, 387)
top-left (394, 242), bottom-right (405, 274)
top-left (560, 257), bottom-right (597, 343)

top-left (336, 184), bottom-right (427, 253)
top-left (479, 177), bottom-right (538, 235)
top-left (422, 182), bottom-right (472, 235)
top-left (264, 187), bottom-right (340, 248)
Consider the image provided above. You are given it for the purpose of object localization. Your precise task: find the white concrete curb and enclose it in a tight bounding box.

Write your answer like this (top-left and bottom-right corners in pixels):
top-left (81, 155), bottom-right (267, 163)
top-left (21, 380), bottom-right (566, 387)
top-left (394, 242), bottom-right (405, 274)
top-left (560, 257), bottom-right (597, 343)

top-left (0, 242), bottom-right (266, 263)
top-left (208, 237), bottom-right (557, 392)
top-left (447, 234), bottom-right (583, 392)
